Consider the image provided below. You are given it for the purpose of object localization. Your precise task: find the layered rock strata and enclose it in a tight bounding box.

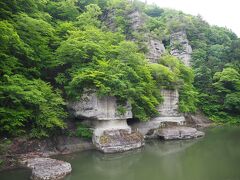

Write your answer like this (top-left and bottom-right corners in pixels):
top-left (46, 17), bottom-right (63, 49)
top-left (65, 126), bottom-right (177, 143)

top-left (127, 11), bottom-right (204, 139)
top-left (20, 157), bottom-right (71, 180)
top-left (69, 90), bottom-right (144, 153)
top-left (156, 126), bottom-right (205, 140)
top-left (131, 89), bottom-right (186, 137)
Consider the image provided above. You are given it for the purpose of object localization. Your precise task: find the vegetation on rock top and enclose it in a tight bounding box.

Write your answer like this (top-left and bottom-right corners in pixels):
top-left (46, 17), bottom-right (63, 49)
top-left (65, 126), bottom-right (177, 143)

top-left (0, 0), bottom-right (239, 138)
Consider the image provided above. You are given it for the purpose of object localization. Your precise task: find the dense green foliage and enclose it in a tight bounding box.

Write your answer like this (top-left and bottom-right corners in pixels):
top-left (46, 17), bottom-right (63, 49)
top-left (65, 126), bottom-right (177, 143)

top-left (0, 0), bottom-right (239, 138)
top-left (0, 75), bottom-right (66, 138)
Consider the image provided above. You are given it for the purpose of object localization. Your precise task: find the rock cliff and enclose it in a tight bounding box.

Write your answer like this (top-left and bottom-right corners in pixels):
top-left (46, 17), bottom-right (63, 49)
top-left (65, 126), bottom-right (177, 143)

top-left (147, 38), bottom-right (166, 63)
top-left (20, 157), bottom-right (72, 180)
top-left (68, 89), bottom-right (144, 153)
top-left (127, 10), bottom-right (204, 139)
top-left (170, 31), bottom-right (192, 66)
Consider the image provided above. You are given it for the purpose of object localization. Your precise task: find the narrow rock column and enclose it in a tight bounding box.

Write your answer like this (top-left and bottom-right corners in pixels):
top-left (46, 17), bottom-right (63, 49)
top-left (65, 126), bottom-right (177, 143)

top-left (68, 90), bottom-right (144, 153)
top-left (170, 31), bottom-right (192, 66)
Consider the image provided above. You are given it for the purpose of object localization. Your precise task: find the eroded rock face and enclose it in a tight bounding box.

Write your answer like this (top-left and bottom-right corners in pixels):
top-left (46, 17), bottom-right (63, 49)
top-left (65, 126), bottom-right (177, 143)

top-left (69, 90), bottom-right (144, 153)
top-left (147, 38), bottom-right (166, 63)
top-left (68, 91), bottom-right (132, 120)
top-left (131, 89), bottom-right (185, 137)
top-left (21, 158), bottom-right (71, 180)
top-left (157, 89), bottom-right (180, 117)
top-left (170, 31), bottom-right (192, 66)
top-left (94, 129), bottom-right (144, 153)
top-left (157, 127), bottom-right (205, 140)
top-left (128, 10), bottom-right (144, 31)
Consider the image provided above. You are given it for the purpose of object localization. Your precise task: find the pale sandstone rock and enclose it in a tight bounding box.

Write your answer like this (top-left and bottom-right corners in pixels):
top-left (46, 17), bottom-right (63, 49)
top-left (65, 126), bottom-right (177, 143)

top-left (170, 31), bottom-right (192, 66)
top-left (21, 157), bottom-right (71, 180)
top-left (147, 38), bottom-right (166, 63)
top-left (69, 90), bottom-right (144, 153)
top-left (68, 90), bottom-right (132, 120)
top-left (128, 10), bottom-right (144, 31)
top-left (94, 129), bottom-right (144, 153)
top-left (157, 127), bottom-right (205, 140)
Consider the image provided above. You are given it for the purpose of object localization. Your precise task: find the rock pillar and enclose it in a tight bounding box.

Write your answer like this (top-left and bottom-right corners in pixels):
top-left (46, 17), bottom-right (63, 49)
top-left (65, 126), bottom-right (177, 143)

top-left (69, 90), bottom-right (144, 153)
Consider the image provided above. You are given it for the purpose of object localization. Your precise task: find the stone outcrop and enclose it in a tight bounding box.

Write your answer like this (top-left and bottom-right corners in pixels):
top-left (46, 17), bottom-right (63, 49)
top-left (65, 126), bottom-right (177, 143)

top-left (69, 91), bottom-right (132, 121)
top-left (127, 12), bottom-right (204, 139)
top-left (20, 157), bottom-right (71, 180)
top-left (147, 38), bottom-right (166, 63)
top-left (104, 9), bottom-right (204, 142)
top-left (185, 111), bottom-right (212, 128)
top-left (156, 126), bottom-right (205, 140)
top-left (69, 89), bottom-right (144, 153)
top-left (127, 11), bottom-right (188, 137)
top-left (128, 10), bottom-right (144, 31)
top-left (94, 129), bottom-right (144, 153)
top-left (8, 136), bottom-right (94, 157)
top-left (157, 89), bottom-right (180, 117)
top-left (170, 31), bottom-right (192, 66)
top-left (128, 10), bottom-right (166, 63)
top-left (131, 89), bottom-right (186, 137)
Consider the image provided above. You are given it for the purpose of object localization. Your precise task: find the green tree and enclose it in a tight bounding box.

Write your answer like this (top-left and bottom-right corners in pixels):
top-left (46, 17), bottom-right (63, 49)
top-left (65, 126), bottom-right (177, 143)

top-left (0, 75), bottom-right (66, 138)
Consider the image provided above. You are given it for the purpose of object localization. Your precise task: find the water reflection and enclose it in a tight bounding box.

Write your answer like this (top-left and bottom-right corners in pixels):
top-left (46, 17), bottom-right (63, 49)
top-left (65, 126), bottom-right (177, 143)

top-left (64, 148), bottom-right (143, 180)
top-left (1, 127), bottom-right (240, 180)
top-left (146, 139), bottom-right (198, 157)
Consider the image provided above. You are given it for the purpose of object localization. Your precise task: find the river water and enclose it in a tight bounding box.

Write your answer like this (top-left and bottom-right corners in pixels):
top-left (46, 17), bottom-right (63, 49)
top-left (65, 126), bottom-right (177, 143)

top-left (1, 126), bottom-right (240, 180)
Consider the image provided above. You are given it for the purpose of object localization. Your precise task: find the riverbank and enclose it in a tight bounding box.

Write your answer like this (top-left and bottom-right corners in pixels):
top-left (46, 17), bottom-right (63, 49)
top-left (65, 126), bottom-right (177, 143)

top-left (0, 112), bottom-right (212, 172)
top-left (2, 126), bottom-right (240, 180)
top-left (0, 136), bottom-right (94, 172)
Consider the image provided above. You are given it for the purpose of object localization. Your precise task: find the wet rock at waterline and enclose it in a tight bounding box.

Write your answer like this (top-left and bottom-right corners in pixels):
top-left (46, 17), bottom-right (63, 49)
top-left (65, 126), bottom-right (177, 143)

top-left (94, 129), bottom-right (144, 153)
top-left (93, 119), bottom-right (144, 153)
top-left (20, 157), bottom-right (71, 180)
top-left (153, 126), bottom-right (204, 140)
top-left (157, 89), bottom-right (182, 117)
top-left (68, 90), bottom-right (132, 120)
top-left (69, 90), bottom-right (144, 153)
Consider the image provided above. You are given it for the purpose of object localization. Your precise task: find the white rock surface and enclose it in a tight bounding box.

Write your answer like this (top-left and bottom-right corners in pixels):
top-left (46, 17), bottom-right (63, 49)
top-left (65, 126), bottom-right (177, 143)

top-left (147, 38), bottom-right (166, 63)
top-left (157, 127), bottom-right (205, 140)
top-left (94, 119), bottom-right (131, 137)
top-left (69, 90), bottom-right (144, 153)
top-left (68, 90), bottom-right (132, 120)
top-left (170, 31), bottom-right (192, 66)
top-left (93, 129), bottom-right (144, 153)
top-left (157, 89), bottom-right (181, 117)
top-left (21, 157), bottom-right (71, 180)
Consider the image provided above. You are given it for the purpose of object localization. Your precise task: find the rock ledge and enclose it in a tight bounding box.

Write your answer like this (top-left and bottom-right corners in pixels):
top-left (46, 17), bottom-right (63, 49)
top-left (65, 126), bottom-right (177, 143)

top-left (21, 157), bottom-right (71, 180)
top-left (157, 127), bottom-right (205, 140)
top-left (94, 129), bottom-right (144, 153)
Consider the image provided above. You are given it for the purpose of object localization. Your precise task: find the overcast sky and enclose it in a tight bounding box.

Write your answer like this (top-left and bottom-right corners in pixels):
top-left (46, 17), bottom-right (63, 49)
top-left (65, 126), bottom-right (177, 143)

top-left (142, 0), bottom-right (240, 37)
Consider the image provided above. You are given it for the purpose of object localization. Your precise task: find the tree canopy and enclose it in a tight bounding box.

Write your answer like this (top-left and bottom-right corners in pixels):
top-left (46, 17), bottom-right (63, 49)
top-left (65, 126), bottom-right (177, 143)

top-left (0, 0), bottom-right (239, 138)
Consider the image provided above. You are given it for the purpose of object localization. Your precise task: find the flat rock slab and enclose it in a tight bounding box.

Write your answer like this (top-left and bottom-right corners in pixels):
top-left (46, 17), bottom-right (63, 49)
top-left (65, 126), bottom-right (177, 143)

top-left (95, 130), bottom-right (145, 153)
top-left (21, 157), bottom-right (71, 180)
top-left (157, 126), bottom-right (205, 140)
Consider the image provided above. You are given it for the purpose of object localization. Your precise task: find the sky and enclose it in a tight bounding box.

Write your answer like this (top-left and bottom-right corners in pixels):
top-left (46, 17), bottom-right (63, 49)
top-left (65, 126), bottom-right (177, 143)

top-left (141, 0), bottom-right (240, 37)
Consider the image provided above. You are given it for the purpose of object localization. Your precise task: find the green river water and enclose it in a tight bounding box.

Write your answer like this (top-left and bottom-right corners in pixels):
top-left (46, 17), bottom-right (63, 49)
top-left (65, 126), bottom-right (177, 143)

top-left (1, 126), bottom-right (240, 180)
